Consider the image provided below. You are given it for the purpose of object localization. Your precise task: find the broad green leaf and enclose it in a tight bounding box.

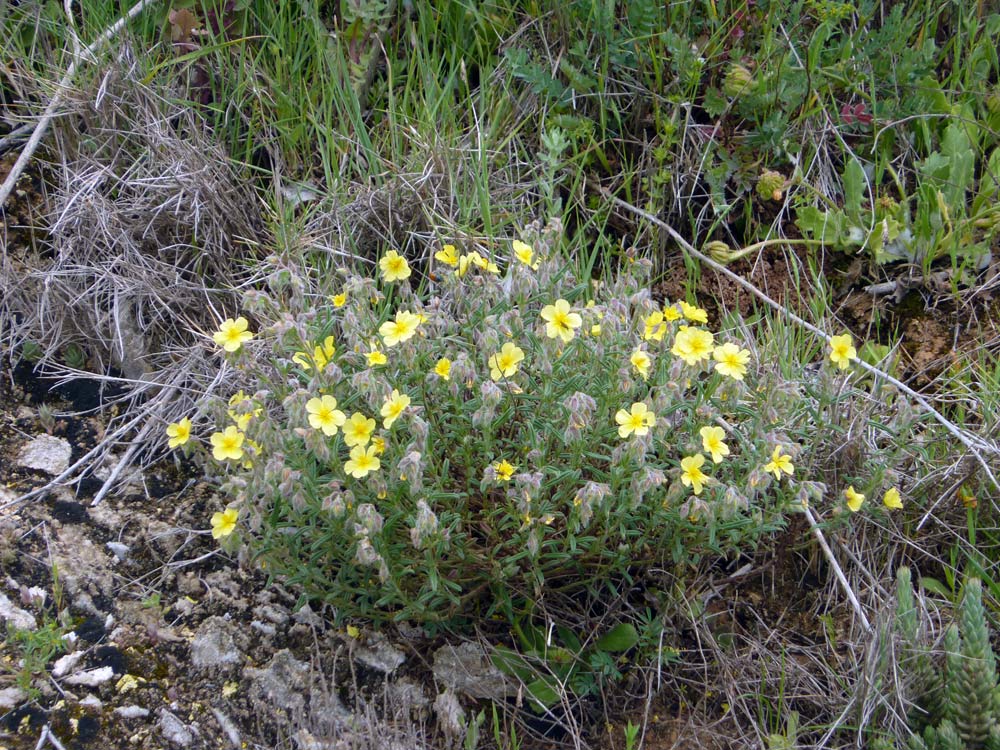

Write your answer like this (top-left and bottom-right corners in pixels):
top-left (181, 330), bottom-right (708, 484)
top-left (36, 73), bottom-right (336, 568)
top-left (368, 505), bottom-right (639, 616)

top-left (796, 206), bottom-right (846, 246)
top-left (595, 623), bottom-right (639, 653)
top-left (526, 678), bottom-right (560, 710)
top-left (491, 647), bottom-right (534, 682)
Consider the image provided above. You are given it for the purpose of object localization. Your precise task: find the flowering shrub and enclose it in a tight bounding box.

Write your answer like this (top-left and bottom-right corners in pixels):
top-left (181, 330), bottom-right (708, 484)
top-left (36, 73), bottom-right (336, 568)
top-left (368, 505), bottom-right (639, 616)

top-left (167, 222), bottom-right (907, 630)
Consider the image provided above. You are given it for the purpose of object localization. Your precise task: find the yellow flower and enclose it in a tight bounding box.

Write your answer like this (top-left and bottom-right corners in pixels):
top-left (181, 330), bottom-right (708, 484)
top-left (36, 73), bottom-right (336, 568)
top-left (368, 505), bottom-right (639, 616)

top-left (372, 436), bottom-right (386, 455)
top-left (379, 250), bottom-right (411, 282)
top-left (470, 252), bottom-right (500, 274)
top-left (630, 349), bottom-right (652, 380)
top-left (712, 343), bottom-right (751, 380)
top-left (643, 311), bottom-right (667, 342)
top-left (829, 333), bottom-right (857, 370)
top-left (615, 402), bottom-right (656, 438)
top-left (494, 459), bottom-right (516, 482)
top-left (293, 335), bottom-right (336, 371)
top-left (211, 508), bottom-right (239, 539)
top-left (306, 395), bottom-right (347, 436)
top-left (379, 310), bottom-right (421, 346)
top-left (380, 389), bottom-right (411, 429)
top-left (458, 251), bottom-right (499, 276)
top-left (679, 455), bottom-right (709, 495)
top-left (540, 299), bottom-right (583, 343)
top-left (343, 413), bottom-right (376, 447)
top-left (229, 410), bottom-right (254, 431)
top-left (590, 324), bottom-right (602, 336)
top-left (344, 445), bottom-right (381, 479)
top-left (166, 417), bottom-right (192, 448)
top-left (699, 426), bottom-right (730, 464)
top-left (435, 244), bottom-right (459, 267)
top-left (330, 292), bottom-right (348, 307)
top-left (210, 426), bottom-right (245, 461)
top-left (662, 304), bottom-right (682, 322)
top-left (883, 487), bottom-right (903, 510)
top-left (844, 486), bottom-right (865, 512)
top-left (763, 446), bottom-right (794, 480)
top-left (489, 342), bottom-right (525, 380)
top-left (366, 342), bottom-right (387, 367)
top-left (512, 240), bottom-right (538, 269)
top-left (212, 317), bottom-right (253, 353)
top-left (433, 357), bottom-right (452, 380)
top-left (671, 327), bottom-right (715, 365)
top-left (679, 301), bottom-right (708, 324)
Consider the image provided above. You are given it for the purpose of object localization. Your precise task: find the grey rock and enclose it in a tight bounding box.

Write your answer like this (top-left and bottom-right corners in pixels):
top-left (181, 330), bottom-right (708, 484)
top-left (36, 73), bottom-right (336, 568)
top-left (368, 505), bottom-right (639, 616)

top-left (114, 705), bottom-right (150, 719)
top-left (105, 541), bottom-right (130, 562)
top-left (64, 666), bottom-right (115, 686)
top-left (17, 434), bottom-right (71, 475)
top-left (158, 708), bottom-right (197, 747)
top-left (0, 686), bottom-right (27, 709)
top-left (191, 616), bottom-right (241, 668)
top-left (386, 677), bottom-right (431, 713)
top-left (355, 633), bottom-right (406, 674)
top-left (433, 688), bottom-right (466, 738)
top-left (0, 592), bottom-right (36, 631)
top-left (52, 650), bottom-right (85, 677)
top-left (432, 641), bottom-right (513, 700)
top-left (211, 708), bottom-right (241, 749)
top-left (245, 649), bottom-right (309, 713)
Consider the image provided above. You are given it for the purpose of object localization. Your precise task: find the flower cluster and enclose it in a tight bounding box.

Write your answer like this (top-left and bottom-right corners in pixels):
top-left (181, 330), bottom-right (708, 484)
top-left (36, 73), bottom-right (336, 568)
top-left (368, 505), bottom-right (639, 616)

top-left (171, 228), bottom-right (908, 627)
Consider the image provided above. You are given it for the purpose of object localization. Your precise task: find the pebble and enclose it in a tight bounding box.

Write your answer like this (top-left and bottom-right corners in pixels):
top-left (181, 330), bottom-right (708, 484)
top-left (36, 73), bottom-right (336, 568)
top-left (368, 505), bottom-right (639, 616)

top-left (17, 434), bottom-right (72, 475)
top-left (158, 708), bottom-right (197, 747)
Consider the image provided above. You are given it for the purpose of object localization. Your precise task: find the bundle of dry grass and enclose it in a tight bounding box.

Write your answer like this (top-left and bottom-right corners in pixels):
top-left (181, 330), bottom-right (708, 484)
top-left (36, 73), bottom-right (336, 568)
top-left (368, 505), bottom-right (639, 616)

top-left (1, 46), bottom-right (267, 502)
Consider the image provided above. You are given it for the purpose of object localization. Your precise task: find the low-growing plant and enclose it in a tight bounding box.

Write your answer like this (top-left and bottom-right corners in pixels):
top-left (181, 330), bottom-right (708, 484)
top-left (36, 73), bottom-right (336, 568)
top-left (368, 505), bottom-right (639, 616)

top-left (165, 220), bottom-right (918, 643)
top-left (491, 619), bottom-right (640, 712)
top-left (872, 567), bottom-right (1000, 750)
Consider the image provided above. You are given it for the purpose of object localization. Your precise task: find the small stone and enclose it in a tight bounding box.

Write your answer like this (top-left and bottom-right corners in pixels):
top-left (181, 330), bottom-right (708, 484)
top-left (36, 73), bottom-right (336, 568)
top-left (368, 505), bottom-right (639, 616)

top-left (52, 650), bottom-right (85, 677)
top-left (211, 708), bottom-right (241, 749)
top-left (158, 708), bottom-right (197, 747)
top-left (105, 542), bottom-right (130, 562)
top-left (250, 620), bottom-right (276, 637)
top-left (0, 592), bottom-right (36, 631)
top-left (79, 694), bottom-right (103, 710)
top-left (17, 434), bottom-right (72, 475)
top-left (432, 641), bottom-right (513, 700)
top-left (0, 686), bottom-right (28, 709)
top-left (433, 689), bottom-right (466, 739)
top-left (114, 705), bottom-right (150, 719)
top-left (191, 616), bottom-right (241, 668)
top-left (354, 633), bottom-right (406, 674)
top-left (64, 666), bottom-right (115, 686)
top-left (245, 649), bottom-right (309, 713)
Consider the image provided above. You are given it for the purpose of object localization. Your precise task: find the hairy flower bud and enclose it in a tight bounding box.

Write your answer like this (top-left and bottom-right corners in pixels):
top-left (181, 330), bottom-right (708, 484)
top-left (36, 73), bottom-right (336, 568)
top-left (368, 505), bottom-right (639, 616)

top-left (756, 169), bottom-right (786, 201)
top-left (723, 64), bottom-right (754, 98)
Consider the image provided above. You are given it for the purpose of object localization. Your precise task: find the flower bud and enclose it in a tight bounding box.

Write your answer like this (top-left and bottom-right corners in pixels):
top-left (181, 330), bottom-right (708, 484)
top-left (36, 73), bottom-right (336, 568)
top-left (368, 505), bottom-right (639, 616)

top-left (756, 169), bottom-right (786, 201)
top-left (723, 64), bottom-right (754, 98)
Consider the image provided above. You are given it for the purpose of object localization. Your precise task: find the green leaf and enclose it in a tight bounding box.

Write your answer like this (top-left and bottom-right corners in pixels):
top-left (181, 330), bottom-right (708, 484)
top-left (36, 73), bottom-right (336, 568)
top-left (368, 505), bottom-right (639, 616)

top-left (843, 159), bottom-right (865, 223)
top-left (491, 647), bottom-right (534, 682)
top-left (703, 87), bottom-right (729, 119)
top-left (526, 677), bottom-right (561, 710)
top-left (595, 623), bottom-right (639, 653)
top-left (795, 205), bottom-right (847, 246)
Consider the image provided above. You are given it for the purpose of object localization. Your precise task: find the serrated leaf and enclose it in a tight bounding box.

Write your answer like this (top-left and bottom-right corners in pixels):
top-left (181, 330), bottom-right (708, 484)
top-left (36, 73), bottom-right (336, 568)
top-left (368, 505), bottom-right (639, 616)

top-left (843, 159), bottom-right (865, 222)
top-left (595, 623), bottom-right (639, 653)
top-left (796, 205), bottom-right (846, 246)
top-left (703, 87), bottom-right (729, 118)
